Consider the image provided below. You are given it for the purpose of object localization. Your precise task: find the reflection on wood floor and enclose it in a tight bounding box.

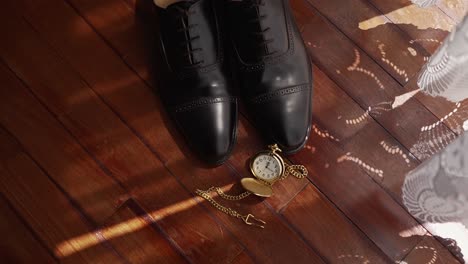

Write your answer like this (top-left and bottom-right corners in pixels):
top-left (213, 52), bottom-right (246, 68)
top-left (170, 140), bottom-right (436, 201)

top-left (0, 0), bottom-right (467, 263)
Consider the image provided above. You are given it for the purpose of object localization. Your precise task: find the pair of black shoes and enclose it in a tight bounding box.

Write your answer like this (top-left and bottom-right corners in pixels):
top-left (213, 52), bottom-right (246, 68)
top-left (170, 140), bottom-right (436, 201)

top-left (155, 0), bottom-right (313, 165)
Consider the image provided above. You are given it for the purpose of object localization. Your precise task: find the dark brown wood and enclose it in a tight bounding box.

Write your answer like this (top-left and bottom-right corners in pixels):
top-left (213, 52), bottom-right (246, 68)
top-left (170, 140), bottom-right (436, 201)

top-left (0, 195), bottom-right (57, 263)
top-left (0, 127), bottom-right (123, 263)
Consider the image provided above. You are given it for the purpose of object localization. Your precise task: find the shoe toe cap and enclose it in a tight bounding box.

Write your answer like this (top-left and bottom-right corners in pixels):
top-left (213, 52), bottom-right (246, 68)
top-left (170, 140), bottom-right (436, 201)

top-left (248, 85), bottom-right (312, 154)
top-left (174, 97), bottom-right (237, 165)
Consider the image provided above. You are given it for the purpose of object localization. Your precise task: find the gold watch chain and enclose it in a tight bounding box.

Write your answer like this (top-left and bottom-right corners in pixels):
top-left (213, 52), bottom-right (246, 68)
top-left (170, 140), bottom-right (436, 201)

top-left (195, 187), bottom-right (266, 228)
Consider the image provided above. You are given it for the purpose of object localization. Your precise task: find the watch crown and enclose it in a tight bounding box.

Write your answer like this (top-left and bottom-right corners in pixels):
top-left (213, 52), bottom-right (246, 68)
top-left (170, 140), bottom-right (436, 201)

top-left (268, 144), bottom-right (282, 153)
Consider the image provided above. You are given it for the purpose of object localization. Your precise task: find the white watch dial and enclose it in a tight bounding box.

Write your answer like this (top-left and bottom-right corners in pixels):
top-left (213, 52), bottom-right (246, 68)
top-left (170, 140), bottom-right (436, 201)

top-left (252, 154), bottom-right (282, 181)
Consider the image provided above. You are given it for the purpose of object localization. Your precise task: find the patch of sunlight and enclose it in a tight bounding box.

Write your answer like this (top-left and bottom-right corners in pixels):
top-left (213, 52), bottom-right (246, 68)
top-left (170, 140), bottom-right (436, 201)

top-left (359, 4), bottom-right (454, 32)
top-left (55, 194), bottom-right (206, 258)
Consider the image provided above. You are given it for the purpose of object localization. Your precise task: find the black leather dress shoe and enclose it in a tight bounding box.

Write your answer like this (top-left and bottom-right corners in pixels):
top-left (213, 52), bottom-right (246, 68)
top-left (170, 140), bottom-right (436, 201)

top-left (154, 0), bottom-right (237, 165)
top-left (225, 0), bottom-right (312, 154)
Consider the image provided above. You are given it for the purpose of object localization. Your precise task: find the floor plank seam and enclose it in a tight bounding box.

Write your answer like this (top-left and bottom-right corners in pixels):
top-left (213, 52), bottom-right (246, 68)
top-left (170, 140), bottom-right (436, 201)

top-left (262, 200), bottom-right (328, 263)
top-left (277, 180), bottom-right (309, 214)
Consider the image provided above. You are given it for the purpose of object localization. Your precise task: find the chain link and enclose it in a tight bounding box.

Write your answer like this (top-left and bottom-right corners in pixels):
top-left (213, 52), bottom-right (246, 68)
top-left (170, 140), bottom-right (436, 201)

top-left (280, 164), bottom-right (308, 180)
top-left (195, 188), bottom-right (248, 219)
top-left (195, 188), bottom-right (266, 228)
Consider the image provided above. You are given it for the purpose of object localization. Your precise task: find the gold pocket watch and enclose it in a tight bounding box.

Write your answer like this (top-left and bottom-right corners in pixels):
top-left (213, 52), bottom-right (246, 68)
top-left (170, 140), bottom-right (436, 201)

top-left (196, 144), bottom-right (308, 228)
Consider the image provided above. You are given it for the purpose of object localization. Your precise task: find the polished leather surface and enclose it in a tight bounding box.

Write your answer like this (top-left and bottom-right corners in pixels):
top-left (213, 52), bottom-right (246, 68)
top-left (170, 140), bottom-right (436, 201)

top-left (155, 0), bottom-right (237, 165)
top-left (225, 0), bottom-right (313, 154)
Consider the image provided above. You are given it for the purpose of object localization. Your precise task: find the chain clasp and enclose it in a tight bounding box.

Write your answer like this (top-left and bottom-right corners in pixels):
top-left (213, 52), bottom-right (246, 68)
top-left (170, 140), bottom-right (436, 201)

top-left (242, 214), bottom-right (266, 228)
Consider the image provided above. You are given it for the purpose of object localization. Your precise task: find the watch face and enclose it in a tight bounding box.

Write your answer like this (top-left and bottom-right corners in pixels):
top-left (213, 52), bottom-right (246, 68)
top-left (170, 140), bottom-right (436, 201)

top-left (251, 153), bottom-right (283, 182)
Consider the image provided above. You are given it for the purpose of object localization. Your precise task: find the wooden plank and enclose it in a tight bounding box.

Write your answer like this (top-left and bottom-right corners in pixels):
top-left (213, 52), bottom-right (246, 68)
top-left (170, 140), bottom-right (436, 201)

top-left (0, 128), bottom-right (123, 263)
top-left (2, 0), bottom-right (325, 262)
top-left (282, 184), bottom-right (392, 263)
top-left (0, 10), bottom-right (243, 263)
top-left (304, 0), bottom-right (428, 85)
top-left (402, 235), bottom-right (462, 264)
top-left (366, 0), bottom-right (452, 53)
top-left (0, 195), bottom-right (57, 263)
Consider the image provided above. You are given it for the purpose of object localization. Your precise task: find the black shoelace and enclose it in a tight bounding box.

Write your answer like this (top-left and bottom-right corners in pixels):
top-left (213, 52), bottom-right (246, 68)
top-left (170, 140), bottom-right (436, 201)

top-left (246, 0), bottom-right (277, 55)
top-left (173, 3), bottom-right (204, 66)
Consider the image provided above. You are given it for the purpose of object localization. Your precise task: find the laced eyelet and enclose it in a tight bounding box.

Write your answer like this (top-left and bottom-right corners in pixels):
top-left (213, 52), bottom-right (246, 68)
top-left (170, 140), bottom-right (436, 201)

top-left (171, 4), bottom-right (204, 66)
top-left (240, 0), bottom-right (276, 54)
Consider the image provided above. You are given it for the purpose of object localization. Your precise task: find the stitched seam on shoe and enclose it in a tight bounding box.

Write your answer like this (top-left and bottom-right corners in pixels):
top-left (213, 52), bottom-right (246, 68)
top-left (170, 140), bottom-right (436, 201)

top-left (174, 97), bottom-right (236, 113)
top-left (250, 84), bottom-right (309, 104)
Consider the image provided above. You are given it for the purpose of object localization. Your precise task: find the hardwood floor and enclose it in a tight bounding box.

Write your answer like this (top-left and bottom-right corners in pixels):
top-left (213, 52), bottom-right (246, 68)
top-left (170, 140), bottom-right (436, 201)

top-left (0, 0), bottom-right (466, 263)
